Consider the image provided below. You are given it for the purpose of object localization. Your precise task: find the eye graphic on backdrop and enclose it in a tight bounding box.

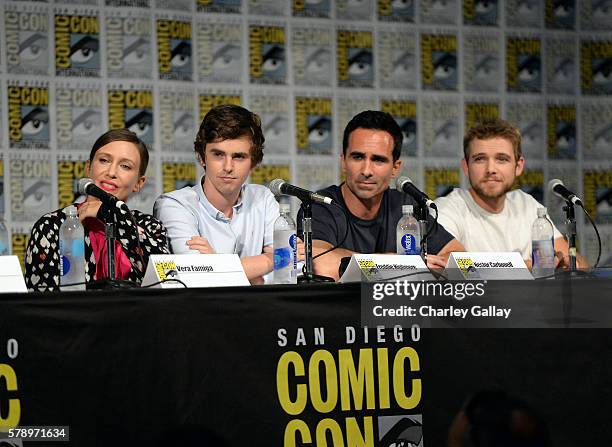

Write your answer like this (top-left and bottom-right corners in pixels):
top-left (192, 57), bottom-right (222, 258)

top-left (521, 122), bottom-right (541, 147)
top-left (173, 113), bottom-right (194, 140)
top-left (594, 124), bottom-right (612, 152)
top-left (70, 36), bottom-right (99, 65)
top-left (21, 107), bottom-right (49, 137)
top-left (305, 48), bottom-right (330, 74)
top-left (24, 180), bottom-right (51, 209)
top-left (593, 59), bottom-right (612, 85)
top-left (553, 59), bottom-right (573, 83)
top-left (262, 45), bottom-right (285, 74)
top-left (212, 44), bottom-right (240, 71)
top-left (308, 117), bottom-right (331, 145)
top-left (597, 189), bottom-right (612, 212)
top-left (518, 56), bottom-right (540, 82)
top-left (348, 50), bottom-right (372, 78)
top-left (171, 41), bottom-right (191, 68)
top-left (475, 0), bottom-right (496, 14)
top-left (475, 55), bottom-right (497, 79)
top-left (264, 116), bottom-right (288, 141)
top-left (556, 123), bottom-right (575, 150)
top-left (400, 119), bottom-right (417, 147)
top-left (593, 0), bottom-right (612, 19)
top-left (73, 110), bottom-right (101, 137)
top-left (125, 110), bottom-right (153, 138)
top-left (554, 0), bottom-right (572, 18)
top-left (393, 51), bottom-right (414, 78)
top-left (517, 0), bottom-right (538, 14)
top-left (20, 33), bottom-right (48, 61)
top-left (433, 53), bottom-right (456, 80)
top-left (434, 120), bottom-right (457, 146)
top-left (392, 0), bottom-right (412, 10)
top-left (124, 38), bottom-right (150, 65)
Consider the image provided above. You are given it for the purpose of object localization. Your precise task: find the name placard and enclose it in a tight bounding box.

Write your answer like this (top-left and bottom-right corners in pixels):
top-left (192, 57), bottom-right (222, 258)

top-left (142, 254), bottom-right (250, 288)
top-left (340, 254), bottom-right (434, 283)
top-left (444, 252), bottom-right (533, 280)
top-left (0, 256), bottom-right (28, 293)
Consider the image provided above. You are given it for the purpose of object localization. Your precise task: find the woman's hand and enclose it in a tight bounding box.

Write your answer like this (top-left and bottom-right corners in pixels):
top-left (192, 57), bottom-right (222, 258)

top-left (77, 197), bottom-right (102, 223)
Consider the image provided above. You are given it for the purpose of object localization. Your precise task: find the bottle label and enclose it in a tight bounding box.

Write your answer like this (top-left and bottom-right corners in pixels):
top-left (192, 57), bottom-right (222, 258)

top-left (274, 247), bottom-right (291, 270)
top-left (289, 234), bottom-right (297, 270)
top-left (73, 239), bottom-right (85, 257)
top-left (532, 239), bottom-right (554, 268)
top-left (61, 256), bottom-right (71, 277)
top-left (400, 234), bottom-right (420, 255)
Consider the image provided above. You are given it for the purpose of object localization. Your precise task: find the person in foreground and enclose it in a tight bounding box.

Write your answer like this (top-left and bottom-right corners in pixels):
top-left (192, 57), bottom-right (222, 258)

top-left (300, 110), bottom-right (464, 281)
top-left (154, 104), bottom-right (279, 284)
top-left (25, 129), bottom-right (170, 292)
top-left (434, 118), bottom-right (586, 269)
top-left (447, 389), bottom-right (551, 447)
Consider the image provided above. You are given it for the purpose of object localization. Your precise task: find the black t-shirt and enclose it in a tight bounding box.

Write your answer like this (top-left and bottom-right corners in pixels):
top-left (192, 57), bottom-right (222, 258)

top-left (297, 184), bottom-right (454, 254)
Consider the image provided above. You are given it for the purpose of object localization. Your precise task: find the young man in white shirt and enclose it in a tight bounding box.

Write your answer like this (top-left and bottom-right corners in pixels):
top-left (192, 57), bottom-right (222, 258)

top-left (435, 119), bottom-right (585, 269)
top-left (154, 104), bottom-right (278, 284)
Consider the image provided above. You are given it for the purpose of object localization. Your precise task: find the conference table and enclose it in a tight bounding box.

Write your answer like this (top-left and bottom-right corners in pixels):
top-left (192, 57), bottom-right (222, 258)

top-left (0, 279), bottom-right (611, 446)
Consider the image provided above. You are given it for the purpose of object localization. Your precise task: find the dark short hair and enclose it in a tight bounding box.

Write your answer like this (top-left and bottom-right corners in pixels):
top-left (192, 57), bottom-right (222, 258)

top-left (89, 129), bottom-right (149, 176)
top-left (463, 119), bottom-right (522, 162)
top-left (342, 110), bottom-right (403, 161)
top-left (194, 104), bottom-right (265, 166)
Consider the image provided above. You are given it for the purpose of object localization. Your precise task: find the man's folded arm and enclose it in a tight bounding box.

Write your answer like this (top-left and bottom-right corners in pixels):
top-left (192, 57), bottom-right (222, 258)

top-left (240, 245), bottom-right (274, 284)
top-left (153, 196), bottom-right (200, 254)
top-left (312, 239), bottom-right (357, 281)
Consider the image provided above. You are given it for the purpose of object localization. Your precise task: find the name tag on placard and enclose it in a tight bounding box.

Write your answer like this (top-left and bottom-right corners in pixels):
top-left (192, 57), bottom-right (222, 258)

top-left (444, 252), bottom-right (533, 280)
top-left (0, 256), bottom-right (28, 293)
top-left (142, 254), bottom-right (250, 288)
top-left (340, 254), bottom-right (434, 283)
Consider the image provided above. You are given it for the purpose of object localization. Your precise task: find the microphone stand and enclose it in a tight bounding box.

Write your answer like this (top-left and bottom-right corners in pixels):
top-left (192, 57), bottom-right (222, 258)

top-left (298, 200), bottom-right (334, 283)
top-left (414, 203), bottom-right (428, 258)
top-left (106, 222), bottom-right (116, 281)
top-left (563, 201), bottom-right (578, 273)
top-left (88, 206), bottom-right (138, 290)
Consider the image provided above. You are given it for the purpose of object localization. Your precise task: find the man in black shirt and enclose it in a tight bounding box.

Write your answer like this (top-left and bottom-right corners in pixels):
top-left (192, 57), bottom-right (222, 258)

top-left (299, 110), bottom-right (464, 280)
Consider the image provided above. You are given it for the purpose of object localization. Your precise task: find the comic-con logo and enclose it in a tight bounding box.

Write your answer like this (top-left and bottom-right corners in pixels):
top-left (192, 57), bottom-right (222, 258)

top-left (55, 14), bottom-right (100, 77)
top-left (7, 86), bottom-right (50, 148)
top-left (108, 88), bottom-right (154, 145)
top-left (250, 25), bottom-right (286, 84)
top-left (295, 97), bottom-right (332, 154)
top-left (157, 19), bottom-right (192, 81)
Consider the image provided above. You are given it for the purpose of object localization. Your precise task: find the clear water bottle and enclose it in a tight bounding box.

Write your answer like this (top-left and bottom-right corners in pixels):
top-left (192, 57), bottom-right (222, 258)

top-left (531, 207), bottom-right (555, 278)
top-left (397, 205), bottom-right (421, 255)
top-left (273, 203), bottom-right (297, 284)
top-left (59, 205), bottom-right (86, 290)
top-left (0, 218), bottom-right (9, 255)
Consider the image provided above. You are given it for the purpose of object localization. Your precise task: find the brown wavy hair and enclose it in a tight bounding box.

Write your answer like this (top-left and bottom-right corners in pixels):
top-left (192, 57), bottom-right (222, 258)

top-left (194, 104), bottom-right (265, 166)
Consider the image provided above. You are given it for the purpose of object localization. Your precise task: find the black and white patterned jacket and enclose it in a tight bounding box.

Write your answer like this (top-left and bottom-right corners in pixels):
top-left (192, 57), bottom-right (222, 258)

top-left (25, 203), bottom-right (170, 292)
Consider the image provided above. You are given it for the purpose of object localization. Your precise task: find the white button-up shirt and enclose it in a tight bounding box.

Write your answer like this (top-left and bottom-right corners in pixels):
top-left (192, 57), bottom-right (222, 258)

top-left (154, 175), bottom-right (279, 257)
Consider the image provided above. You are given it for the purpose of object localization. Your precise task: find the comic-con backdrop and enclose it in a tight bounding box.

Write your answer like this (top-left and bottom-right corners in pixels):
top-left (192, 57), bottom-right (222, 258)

top-left (0, 0), bottom-right (610, 268)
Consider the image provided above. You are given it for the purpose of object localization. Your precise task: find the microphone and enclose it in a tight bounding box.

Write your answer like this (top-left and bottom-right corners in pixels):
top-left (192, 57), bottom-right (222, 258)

top-left (78, 178), bottom-right (128, 209)
top-left (268, 179), bottom-right (333, 205)
top-left (548, 178), bottom-right (583, 206)
top-left (395, 177), bottom-right (437, 209)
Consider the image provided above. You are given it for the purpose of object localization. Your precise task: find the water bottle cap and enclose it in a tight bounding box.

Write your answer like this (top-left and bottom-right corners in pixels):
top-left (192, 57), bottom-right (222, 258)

top-left (64, 205), bottom-right (77, 216)
top-left (537, 207), bottom-right (547, 218)
top-left (279, 203), bottom-right (291, 214)
top-left (402, 204), bottom-right (413, 214)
